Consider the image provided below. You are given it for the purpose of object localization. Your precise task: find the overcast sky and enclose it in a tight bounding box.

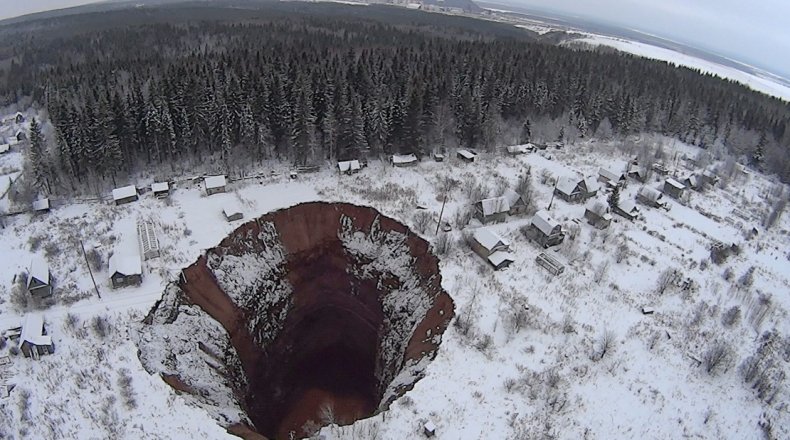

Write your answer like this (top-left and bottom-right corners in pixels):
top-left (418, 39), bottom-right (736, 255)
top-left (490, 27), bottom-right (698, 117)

top-left (3, 0), bottom-right (790, 77)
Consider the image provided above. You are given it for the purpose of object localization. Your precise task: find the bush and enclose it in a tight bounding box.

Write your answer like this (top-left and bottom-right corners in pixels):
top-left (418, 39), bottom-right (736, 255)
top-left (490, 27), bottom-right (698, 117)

top-left (412, 211), bottom-right (432, 234)
top-left (92, 315), bottom-right (111, 338)
top-left (702, 341), bottom-right (733, 375)
top-left (28, 235), bottom-right (44, 251)
top-left (721, 306), bottom-right (741, 327)
top-left (434, 233), bottom-right (451, 256)
top-left (86, 248), bottom-right (104, 272)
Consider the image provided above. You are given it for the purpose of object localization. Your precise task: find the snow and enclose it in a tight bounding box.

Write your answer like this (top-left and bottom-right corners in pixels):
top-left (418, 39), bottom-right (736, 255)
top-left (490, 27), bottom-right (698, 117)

top-left (569, 34), bottom-right (790, 102)
top-left (221, 200), bottom-right (242, 218)
top-left (109, 253), bottom-right (142, 276)
top-left (27, 255), bottom-right (49, 286)
top-left (473, 227), bottom-right (509, 251)
top-left (506, 144), bottom-right (531, 154)
top-left (338, 159), bottom-right (361, 172)
top-left (502, 188), bottom-right (522, 207)
top-left (599, 167), bottom-right (623, 182)
top-left (32, 198), bottom-right (49, 211)
top-left (530, 209), bottom-right (559, 235)
top-left (666, 177), bottom-right (685, 190)
top-left (204, 175), bottom-right (226, 190)
top-left (112, 185), bottom-right (137, 201)
top-left (457, 149), bottom-right (476, 160)
top-left (0, 144), bottom-right (8, 154)
top-left (20, 314), bottom-right (52, 347)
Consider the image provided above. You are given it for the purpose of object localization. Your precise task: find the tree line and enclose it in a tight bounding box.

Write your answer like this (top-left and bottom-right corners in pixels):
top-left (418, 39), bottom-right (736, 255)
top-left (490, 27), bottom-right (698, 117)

top-left (1, 3), bottom-right (789, 194)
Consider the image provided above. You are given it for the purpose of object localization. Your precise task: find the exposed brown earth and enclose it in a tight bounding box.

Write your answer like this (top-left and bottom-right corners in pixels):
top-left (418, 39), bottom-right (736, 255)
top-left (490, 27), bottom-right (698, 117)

top-left (169, 202), bottom-right (453, 439)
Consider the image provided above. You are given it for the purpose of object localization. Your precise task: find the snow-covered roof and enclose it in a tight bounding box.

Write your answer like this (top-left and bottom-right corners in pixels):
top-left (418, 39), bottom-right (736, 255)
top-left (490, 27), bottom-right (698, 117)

top-left (20, 314), bottom-right (52, 347)
top-left (222, 201), bottom-right (243, 217)
top-left (338, 160), bottom-right (361, 172)
top-left (583, 176), bottom-right (600, 193)
top-left (665, 178), bottom-right (685, 190)
top-left (585, 200), bottom-right (608, 215)
top-left (204, 175), bottom-right (226, 189)
top-left (112, 185), bottom-right (137, 201)
top-left (618, 200), bottom-right (639, 214)
top-left (457, 149), bottom-right (476, 160)
top-left (0, 144), bottom-right (9, 154)
top-left (531, 209), bottom-right (560, 236)
top-left (151, 182), bottom-right (169, 193)
top-left (488, 250), bottom-right (515, 267)
top-left (639, 186), bottom-right (663, 202)
top-left (32, 198), bottom-right (49, 211)
top-left (599, 167), bottom-right (624, 182)
top-left (555, 176), bottom-right (579, 196)
top-left (473, 227), bottom-right (510, 251)
top-left (424, 421), bottom-right (436, 433)
top-left (507, 144), bottom-right (530, 154)
top-left (478, 196), bottom-right (510, 216)
top-left (502, 188), bottom-right (523, 207)
top-left (109, 252), bottom-right (142, 277)
top-left (392, 154), bottom-right (417, 164)
top-left (27, 256), bottom-right (49, 287)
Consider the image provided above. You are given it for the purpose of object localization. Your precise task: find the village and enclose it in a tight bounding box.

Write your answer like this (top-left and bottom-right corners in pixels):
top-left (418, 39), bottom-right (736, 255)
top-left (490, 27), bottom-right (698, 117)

top-left (0, 107), bottom-right (787, 439)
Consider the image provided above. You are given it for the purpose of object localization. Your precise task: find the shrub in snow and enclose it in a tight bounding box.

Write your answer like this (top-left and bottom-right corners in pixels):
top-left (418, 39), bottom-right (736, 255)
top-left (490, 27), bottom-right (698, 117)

top-left (433, 233), bottom-right (451, 256)
top-left (92, 315), bottom-right (111, 339)
top-left (738, 266), bottom-right (755, 288)
top-left (702, 341), bottom-right (733, 375)
top-left (721, 306), bottom-right (741, 328)
top-left (592, 329), bottom-right (616, 361)
top-left (412, 211), bottom-right (432, 234)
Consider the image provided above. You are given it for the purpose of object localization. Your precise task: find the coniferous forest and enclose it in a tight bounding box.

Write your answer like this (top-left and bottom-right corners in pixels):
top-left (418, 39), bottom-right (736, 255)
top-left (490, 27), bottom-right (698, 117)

top-left (1, 0), bottom-right (788, 193)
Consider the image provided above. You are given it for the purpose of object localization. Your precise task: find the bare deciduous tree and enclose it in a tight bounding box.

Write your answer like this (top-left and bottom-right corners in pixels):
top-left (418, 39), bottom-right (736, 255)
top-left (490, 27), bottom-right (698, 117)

top-left (702, 341), bottom-right (733, 375)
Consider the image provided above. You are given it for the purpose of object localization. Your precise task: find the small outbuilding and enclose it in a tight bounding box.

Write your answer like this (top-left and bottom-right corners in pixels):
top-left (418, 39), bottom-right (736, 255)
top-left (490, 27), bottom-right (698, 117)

top-left (151, 181), bottom-right (170, 198)
top-left (19, 314), bottom-right (54, 360)
top-left (474, 196), bottom-right (510, 224)
top-left (112, 185), bottom-right (139, 205)
top-left (524, 210), bottom-right (564, 248)
top-left (222, 201), bottom-right (244, 222)
top-left (137, 221), bottom-right (160, 261)
top-left (457, 149), bottom-right (477, 163)
top-left (503, 189), bottom-right (528, 216)
top-left (204, 175), bottom-right (227, 195)
top-left (423, 421), bottom-right (436, 437)
top-left (109, 252), bottom-right (143, 289)
top-left (470, 228), bottom-right (515, 270)
top-left (535, 252), bottom-right (565, 276)
top-left (637, 186), bottom-right (667, 209)
top-left (613, 200), bottom-right (640, 221)
top-left (584, 201), bottom-right (613, 229)
top-left (26, 256), bottom-right (52, 299)
top-left (337, 160), bottom-right (361, 175)
top-left (32, 198), bottom-right (50, 213)
top-left (391, 154), bottom-right (418, 167)
top-left (506, 144), bottom-right (533, 155)
top-left (663, 178), bottom-right (686, 199)
top-left (433, 152), bottom-right (445, 162)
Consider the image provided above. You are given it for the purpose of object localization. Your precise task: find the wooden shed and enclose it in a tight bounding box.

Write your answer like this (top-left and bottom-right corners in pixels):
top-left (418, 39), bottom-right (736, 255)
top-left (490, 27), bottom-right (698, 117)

top-left (457, 149), bottom-right (477, 163)
top-left (663, 178), bottom-right (686, 199)
top-left (32, 198), bottom-right (50, 213)
top-left (613, 200), bottom-right (640, 221)
top-left (223, 201), bottom-right (244, 222)
top-left (637, 186), bottom-right (666, 209)
top-left (584, 202), bottom-right (613, 229)
top-left (204, 175), bottom-right (227, 195)
top-left (503, 189), bottom-right (528, 216)
top-left (391, 153), bottom-right (418, 167)
top-left (151, 181), bottom-right (170, 198)
top-left (112, 185), bottom-right (139, 205)
top-left (338, 160), bottom-right (361, 175)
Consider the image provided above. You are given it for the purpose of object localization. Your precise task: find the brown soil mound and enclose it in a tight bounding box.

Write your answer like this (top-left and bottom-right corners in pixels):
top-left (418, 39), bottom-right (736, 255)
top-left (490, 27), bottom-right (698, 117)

top-left (173, 202), bottom-right (453, 439)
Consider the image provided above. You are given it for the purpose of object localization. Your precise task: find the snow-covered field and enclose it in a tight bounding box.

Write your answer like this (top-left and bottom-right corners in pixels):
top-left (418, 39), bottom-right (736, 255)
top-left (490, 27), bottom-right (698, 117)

top-left (0, 132), bottom-right (788, 439)
top-left (565, 34), bottom-right (790, 102)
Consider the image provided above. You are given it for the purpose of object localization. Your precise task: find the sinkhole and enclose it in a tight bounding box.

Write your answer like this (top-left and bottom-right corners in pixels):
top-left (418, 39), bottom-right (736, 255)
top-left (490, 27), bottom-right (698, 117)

top-left (138, 202), bottom-right (454, 439)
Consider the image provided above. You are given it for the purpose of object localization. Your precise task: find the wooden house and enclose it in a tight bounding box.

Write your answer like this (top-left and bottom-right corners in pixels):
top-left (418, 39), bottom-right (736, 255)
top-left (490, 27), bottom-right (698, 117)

top-left (112, 185), bottom-right (138, 205)
top-left (137, 221), bottom-right (160, 261)
top-left (651, 163), bottom-right (670, 175)
top-left (701, 170), bottom-right (719, 187)
top-left (19, 314), bottom-right (54, 360)
top-left (663, 178), bottom-right (686, 199)
top-left (337, 160), bottom-right (361, 175)
top-left (109, 252), bottom-right (142, 289)
top-left (598, 167), bottom-right (626, 187)
top-left (14, 112), bottom-right (25, 124)
top-left (32, 198), bottom-right (50, 213)
top-left (503, 189), bottom-right (528, 216)
top-left (391, 154), bottom-right (418, 167)
top-left (536, 252), bottom-right (565, 276)
top-left (584, 202), bottom-right (613, 229)
top-left (474, 196), bottom-right (510, 224)
top-left (613, 200), bottom-right (640, 221)
top-left (457, 149), bottom-right (477, 163)
top-left (637, 186), bottom-right (667, 209)
top-left (204, 175), bottom-right (227, 195)
top-left (471, 228), bottom-right (515, 270)
top-left (525, 210), bottom-right (564, 248)
top-left (26, 256), bottom-right (52, 299)
top-left (627, 165), bottom-right (647, 182)
top-left (554, 176), bottom-right (598, 203)
top-left (222, 201), bottom-right (244, 222)
top-left (151, 181), bottom-right (170, 198)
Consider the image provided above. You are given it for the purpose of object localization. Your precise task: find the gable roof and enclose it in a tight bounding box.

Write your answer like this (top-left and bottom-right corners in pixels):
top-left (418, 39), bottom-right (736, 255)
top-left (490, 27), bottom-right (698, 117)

top-left (112, 185), bottom-right (137, 201)
top-left (392, 154), bottom-right (417, 164)
top-left (531, 209), bottom-right (560, 235)
top-left (204, 175), bottom-right (226, 189)
top-left (109, 252), bottom-right (142, 277)
top-left (20, 314), bottom-right (52, 347)
top-left (457, 149), bottom-right (476, 160)
top-left (338, 160), bottom-right (361, 172)
top-left (488, 250), bottom-right (515, 267)
top-left (665, 178), bottom-right (685, 190)
top-left (478, 196), bottom-right (510, 216)
top-left (473, 227), bottom-right (510, 251)
top-left (222, 200), bottom-right (243, 217)
top-left (599, 167), bottom-right (624, 182)
top-left (555, 176), bottom-right (579, 196)
top-left (502, 188), bottom-right (524, 207)
top-left (639, 186), bottom-right (663, 202)
top-left (27, 256), bottom-right (49, 287)
top-left (151, 182), bottom-right (169, 193)
top-left (32, 198), bottom-right (50, 211)
top-left (582, 176), bottom-right (600, 193)
top-left (618, 200), bottom-right (639, 214)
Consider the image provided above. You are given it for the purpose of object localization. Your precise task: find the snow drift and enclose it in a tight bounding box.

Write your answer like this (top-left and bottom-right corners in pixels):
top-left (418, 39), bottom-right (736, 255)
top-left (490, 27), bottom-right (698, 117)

top-left (137, 202), bottom-right (454, 439)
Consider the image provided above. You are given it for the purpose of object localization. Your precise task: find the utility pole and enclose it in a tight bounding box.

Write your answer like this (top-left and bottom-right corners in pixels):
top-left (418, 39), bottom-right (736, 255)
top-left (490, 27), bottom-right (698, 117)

top-left (80, 239), bottom-right (101, 299)
top-left (547, 180), bottom-right (557, 211)
top-left (435, 193), bottom-right (448, 235)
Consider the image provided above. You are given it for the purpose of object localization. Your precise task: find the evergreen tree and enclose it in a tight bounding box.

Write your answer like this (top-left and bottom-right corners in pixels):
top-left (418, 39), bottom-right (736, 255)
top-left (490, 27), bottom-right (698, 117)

top-left (28, 118), bottom-right (53, 194)
top-left (608, 185), bottom-right (620, 211)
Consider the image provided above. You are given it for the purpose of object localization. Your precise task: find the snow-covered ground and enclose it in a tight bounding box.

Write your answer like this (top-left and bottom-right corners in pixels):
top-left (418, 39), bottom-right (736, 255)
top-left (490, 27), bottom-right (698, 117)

top-left (0, 132), bottom-right (788, 439)
top-left (565, 34), bottom-right (790, 102)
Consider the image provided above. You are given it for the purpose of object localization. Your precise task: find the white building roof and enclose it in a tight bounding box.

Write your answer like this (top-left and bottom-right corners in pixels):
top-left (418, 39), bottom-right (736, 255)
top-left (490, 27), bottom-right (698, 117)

top-left (618, 200), bottom-right (639, 214)
top-left (112, 185), bottom-right (137, 201)
top-left (392, 154), bottom-right (417, 164)
top-left (531, 209), bottom-right (560, 236)
top-left (478, 196), bottom-right (510, 216)
top-left (32, 198), bottom-right (49, 211)
top-left (665, 178), bottom-right (685, 190)
top-left (488, 251), bottom-right (515, 267)
top-left (507, 144), bottom-right (530, 154)
top-left (20, 314), bottom-right (52, 347)
top-left (639, 186), bottom-right (663, 202)
top-left (457, 149), bottom-right (476, 160)
top-left (338, 160), bottom-right (361, 172)
top-left (27, 256), bottom-right (49, 287)
top-left (151, 182), bottom-right (169, 193)
top-left (473, 227), bottom-right (510, 251)
top-left (0, 144), bottom-right (9, 154)
top-left (222, 200), bottom-right (243, 217)
top-left (109, 252), bottom-right (142, 277)
top-left (502, 188), bottom-right (522, 207)
top-left (599, 167), bottom-right (623, 182)
top-left (205, 175), bottom-right (226, 189)
top-left (583, 176), bottom-right (600, 193)
top-left (555, 176), bottom-right (578, 196)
